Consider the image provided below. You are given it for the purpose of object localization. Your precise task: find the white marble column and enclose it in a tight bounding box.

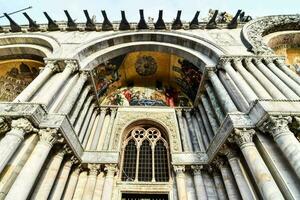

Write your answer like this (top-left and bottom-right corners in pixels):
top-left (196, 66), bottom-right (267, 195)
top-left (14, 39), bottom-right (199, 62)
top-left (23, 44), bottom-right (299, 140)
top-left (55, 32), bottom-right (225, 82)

top-left (92, 171), bottom-right (105, 200)
top-left (191, 165), bottom-right (207, 200)
top-left (221, 147), bottom-right (258, 200)
top-left (185, 110), bottom-right (200, 151)
top-left (174, 165), bottom-right (188, 200)
top-left (207, 70), bottom-right (238, 113)
top-left (0, 134), bottom-right (38, 199)
top-left (202, 170), bottom-right (218, 199)
top-left (254, 59), bottom-right (298, 99)
top-left (82, 110), bottom-right (98, 148)
top-left (214, 157), bottom-right (241, 200)
top-left (194, 111), bottom-right (210, 148)
top-left (192, 115), bottom-right (205, 151)
top-left (90, 108), bottom-right (106, 150)
top-left (59, 71), bottom-right (89, 114)
top-left (176, 109), bottom-right (190, 151)
top-left (231, 129), bottom-right (284, 199)
top-left (274, 59), bottom-right (300, 85)
top-left (0, 118), bottom-right (36, 174)
top-left (31, 147), bottom-right (68, 200)
top-left (201, 95), bottom-right (219, 135)
top-left (103, 108), bottom-right (117, 150)
top-left (74, 96), bottom-right (94, 133)
top-left (261, 116), bottom-right (300, 178)
top-left (62, 166), bottom-right (81, 200)
top-left (101, 164), bottom-right (117, 200)
top-left (49, 157), bottom-right (76, 200)
top-left (69, 86), bottom-right (91, 124)
top-left (212, 170), bottom-right (228, 200)
top-left (107, 108), bottom-right (118, 150)
top-left (78, 104), bottom-right (96, 142)
top-left (73, 170), bottom-right (88, 200)
top-left (14, 60), bottom-right (59, 102)
top-left (82, 164), bottom-right (100, 200)
top-left (38, 60), bottom-right (78, 106)
top-left (205, 83), bottom-right (225, 123)
top-left (6, 128), bottom-right (59, 200)
top-left (198, 104), bottom-right (214, 141)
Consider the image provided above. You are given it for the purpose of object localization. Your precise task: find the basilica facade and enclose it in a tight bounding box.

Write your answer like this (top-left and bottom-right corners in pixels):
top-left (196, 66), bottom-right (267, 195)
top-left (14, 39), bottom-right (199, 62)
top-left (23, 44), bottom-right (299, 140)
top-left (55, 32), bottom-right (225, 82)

top-left (0, 9), bottom-right (299, 200)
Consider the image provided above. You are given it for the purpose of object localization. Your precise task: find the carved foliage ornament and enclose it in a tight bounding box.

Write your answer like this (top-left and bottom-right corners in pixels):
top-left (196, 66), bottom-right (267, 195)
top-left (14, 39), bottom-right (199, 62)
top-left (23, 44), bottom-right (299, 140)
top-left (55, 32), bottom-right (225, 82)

top-left (228, 128), bottom-right (255, 147)
top-left (261, 116), bottom-right (292, 139)
top-left (242, 15), bottom-right (300, 55)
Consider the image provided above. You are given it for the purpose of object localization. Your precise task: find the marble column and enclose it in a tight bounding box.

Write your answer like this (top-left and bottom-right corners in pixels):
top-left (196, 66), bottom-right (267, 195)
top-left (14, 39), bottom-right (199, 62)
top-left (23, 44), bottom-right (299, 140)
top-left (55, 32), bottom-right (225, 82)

top-left (263, 58), bottom-right (300, 96)
top-left (231, 129), bottom-right (284, 199)
top-left (103, 108), bottom-right (117, 150)
top-left (194, 111), bottom-right (210, 148)
top-left (59, 71), bottom-right (89, 114)
top-left (69, 86), bottom-right (91, 124)
top-left (49, 157), bottom-right (76, 200)
top-left (192, 115), bottom-right (205, 151)
top-left (222, 60), bottom-right (258, 103)
top-left (212, 170), bottom-right (228, 200)
top-left (201, 95), bottom-right (219, 135)
top-left (82, 164), bottom-right (100, 200)
top-left (207, 70), bottom-right (238, 113)
top-left (74, 96), bottom-right (93, 133)
top-left (92, 171), bottom-right (105, 200)
top-left (214, 157), bottom-right (241, 200)
top-left (254, 59), bottom-right (298, 99)
top-left (39, 60), bottom-right (78, 106)
top-left (249, 59), bottom-right (286, 99)
top-left (198, 104), bottom-right (214, 141)
top-left (261, 116), bottom-right (300, 178)
top-left (108, 108), bottom-right (119, 149)
top-left (191, 165), bottom-right (207, 200)
top-left (6, 128), bottom-right (60, 200)
top-left (274, 59), bottom-right (300, 85)
top-left (31, 146), bottom-right (68, 200)
top-left (176, 109), bottom-right (190, 151)
top-left (73, 170), bottom-right (88, 200)
top-left (226, 149), bottom-right (257, 200)
top-left (0, 134), bottom-right (38, 199)
top-left (202, 170), bottom-right (218, 199)
top-left (79, 104), bottom-right (96, 142)
top-left (174, 165), bottom-right (188, 200)
top-left (101, 164), bottom-right (117, 200)
top-left (14, 60), bottom-right (59, 102)
top-left (82, 110), bottom-right (98, 148)
top-left (90, 108), bottom-right (107, 150)
top-left (62, 166), bottom-right (81, 200)
top-left (205, 83), bottom-right (225, 123)
top-left (185, 110), bottom-right (200, 151)
top-left (234, 59), bottom-right (272, 99)
top-left (0, 118), bottom-right (36, 174)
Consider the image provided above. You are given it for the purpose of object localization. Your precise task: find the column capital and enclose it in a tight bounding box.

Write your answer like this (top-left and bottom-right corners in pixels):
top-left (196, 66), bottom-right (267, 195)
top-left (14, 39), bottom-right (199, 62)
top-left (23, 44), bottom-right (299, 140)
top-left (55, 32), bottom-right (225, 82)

top-left (0, 117), bottom-right (10, 134)
top-left (261, 116), bottom-right (292, 139)
top-left (64, 59), bottom-right (79, 73)
top-left (104, 164), bottom-right (117, 177)
top-left (173, 165), bottom-right (185, 175)
top-left (88, 164), bottom-right (101, 176)
top-left (229, 128), bottom-right (255, 148)
top-left (44, 60), bottom-right (60, 72)
top-left (38, 128), bottom-right (62, 147)
top-left (191, 165), bottom-right (203, 175)
top-left (79, 70), bottom-right (90, 81)
top-left (217, 57), bottom-right (231, 69)
top-left (11, 118), bottom-right (37, 133)
top-left (212, 156), bottom-right (228, 169)
top-left (219, 144), bottom-right (238, 159)
top-left (262, 58), bottom-right (273, 65)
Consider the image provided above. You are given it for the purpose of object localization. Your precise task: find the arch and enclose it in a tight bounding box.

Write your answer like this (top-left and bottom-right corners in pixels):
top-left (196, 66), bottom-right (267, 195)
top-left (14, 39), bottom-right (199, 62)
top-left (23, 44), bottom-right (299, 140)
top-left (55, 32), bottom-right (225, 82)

top-left (72, 31), bottom-right (226, 72)
top-left (242, 15), bottom-right (300, 55)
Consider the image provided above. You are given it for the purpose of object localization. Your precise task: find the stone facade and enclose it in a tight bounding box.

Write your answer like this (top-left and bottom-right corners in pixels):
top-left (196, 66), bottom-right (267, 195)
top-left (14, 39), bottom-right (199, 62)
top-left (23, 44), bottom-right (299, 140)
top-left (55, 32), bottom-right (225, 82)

top-left (0, 11), bottom-right (299, 200)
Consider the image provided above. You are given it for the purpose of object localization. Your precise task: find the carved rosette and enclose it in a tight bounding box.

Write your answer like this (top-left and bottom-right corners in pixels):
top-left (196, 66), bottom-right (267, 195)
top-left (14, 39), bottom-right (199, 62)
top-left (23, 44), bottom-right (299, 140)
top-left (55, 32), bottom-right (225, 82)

top-left (229, 128), bottom-right (255, 148)
top-left (191, 165), bottom-right (203, 175)
top-left (261, 116), bottom-right (292, 139)
top-left (0, 117), bottom-right (10, 134)
top-left (38, 128), bottom-right (61, 147)
top-left (104, 164), bottom-right (117, 177)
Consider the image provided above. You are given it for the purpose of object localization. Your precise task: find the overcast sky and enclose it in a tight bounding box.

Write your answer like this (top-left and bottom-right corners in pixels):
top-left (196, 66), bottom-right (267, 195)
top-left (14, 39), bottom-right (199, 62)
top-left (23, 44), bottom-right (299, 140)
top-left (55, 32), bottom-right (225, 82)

top-left (0, 0), bottom-right (299, 25)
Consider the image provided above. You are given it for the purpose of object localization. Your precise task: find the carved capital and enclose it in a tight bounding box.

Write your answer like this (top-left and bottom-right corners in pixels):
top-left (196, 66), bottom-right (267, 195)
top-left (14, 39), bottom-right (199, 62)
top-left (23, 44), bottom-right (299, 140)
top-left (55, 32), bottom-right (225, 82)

top-left (11, 118), bottom-right (37, 134)
top-left (219, 144), bottom-right (238, 159)
top-left (88, 164), bottom-right (100, 176)
top-left (104, 164), bottom-right (117, 177)
top-left (64, 60), bottom-right (79, 73)
top-left (261, 116), bottom-right (292, 139)
top-left (229, 128), bottom-right (255, 148)
top-left (212, 156), bottom-right (227, 169)
top-left (0, 117), bottom-right (10, 134)
top-left (38, 128), bottom-right (61, 147)
top-left (45, 60), bottom-right (60, 72)
top-left (191, 165), bottom-right (203, 175)
top-left (79, 71), bottom-right (90, 81)
top-left (173, 165), bottom-right (185, 176)
top-left (217, 57), bottom-right (231, 69)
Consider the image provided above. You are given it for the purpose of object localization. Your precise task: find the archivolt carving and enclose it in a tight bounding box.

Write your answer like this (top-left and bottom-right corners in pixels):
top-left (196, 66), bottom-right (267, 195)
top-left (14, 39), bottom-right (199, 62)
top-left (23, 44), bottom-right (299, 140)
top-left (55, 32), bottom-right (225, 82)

top-left (242, 15), bottom-right (300, 55)
top-left (111, 109), bottom-right (181, 152)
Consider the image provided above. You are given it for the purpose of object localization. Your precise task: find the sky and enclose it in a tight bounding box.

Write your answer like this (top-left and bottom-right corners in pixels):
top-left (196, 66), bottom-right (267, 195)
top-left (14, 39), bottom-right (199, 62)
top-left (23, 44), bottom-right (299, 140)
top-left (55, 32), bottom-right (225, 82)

top-left (0, 0), bottom-right (299, 25)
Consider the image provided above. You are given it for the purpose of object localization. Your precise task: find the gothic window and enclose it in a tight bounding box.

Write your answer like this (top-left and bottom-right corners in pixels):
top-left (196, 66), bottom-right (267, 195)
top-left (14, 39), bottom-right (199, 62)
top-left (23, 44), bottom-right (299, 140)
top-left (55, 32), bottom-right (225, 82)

top-left (121, 126), bottom-right (170, 182)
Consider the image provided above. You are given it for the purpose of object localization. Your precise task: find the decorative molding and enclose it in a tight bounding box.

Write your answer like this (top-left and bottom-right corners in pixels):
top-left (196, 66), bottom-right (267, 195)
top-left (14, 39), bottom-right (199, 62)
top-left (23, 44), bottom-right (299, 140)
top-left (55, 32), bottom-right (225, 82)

top-left (242, 15), bottom-right (300, 55)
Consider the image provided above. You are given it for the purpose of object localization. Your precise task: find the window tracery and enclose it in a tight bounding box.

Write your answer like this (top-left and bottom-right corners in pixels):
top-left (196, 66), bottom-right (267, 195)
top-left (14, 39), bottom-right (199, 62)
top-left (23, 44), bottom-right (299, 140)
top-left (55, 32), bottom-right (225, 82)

top-left (121, 126), bottom-right (170, 182)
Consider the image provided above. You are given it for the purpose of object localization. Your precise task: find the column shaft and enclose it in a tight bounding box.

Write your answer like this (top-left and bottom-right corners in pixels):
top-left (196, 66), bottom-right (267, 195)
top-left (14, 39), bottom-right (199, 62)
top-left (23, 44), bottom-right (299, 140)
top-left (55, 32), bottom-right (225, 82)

top-left (73, 171), bottom-right (88, 200)
top-left (176, 110), bottom-right (190, 151)
top-left (82, 110), bottom-right (97, 148)
top-left (219, 165), bottom-right (241, 200)
top-left (92, 172), bottom-right (105, 200)
top-left (174, 166), bottom-right (188, 200)
top-left (62, 167), bottom-right (81, 200)
top-left (101, 164), bottom-right (117, 200)
top-left (185, 111), bottom-right (200, 151)
top-left (198, 104), bottom-right (214, 141)
top-left (192, 166), bottom-right (207, 200)
top-left (192, 115), bottom-right (204, 151)
top-left (90, 108), bottom-right (106, 150)
top-left (202, 170), bottom-right (218, 199)
top-left (74, 96), bottom-right (93, 133)
top-left (274, 59), bottom-right (300, 85)
top-left (213, 171), bottom-right (228, 200)
top-left (194, 111), bottom-right (210, 148)
top-left (201, 95), bottom-right (219, 135)
top-left (205, 83), bottom-right (225, 123)
top-left (79, 104), bottom-right (96, 142)
top-left (103, 109), bottom-right (117, 150)
top-left (82, 164), bottom-right (99, 200)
